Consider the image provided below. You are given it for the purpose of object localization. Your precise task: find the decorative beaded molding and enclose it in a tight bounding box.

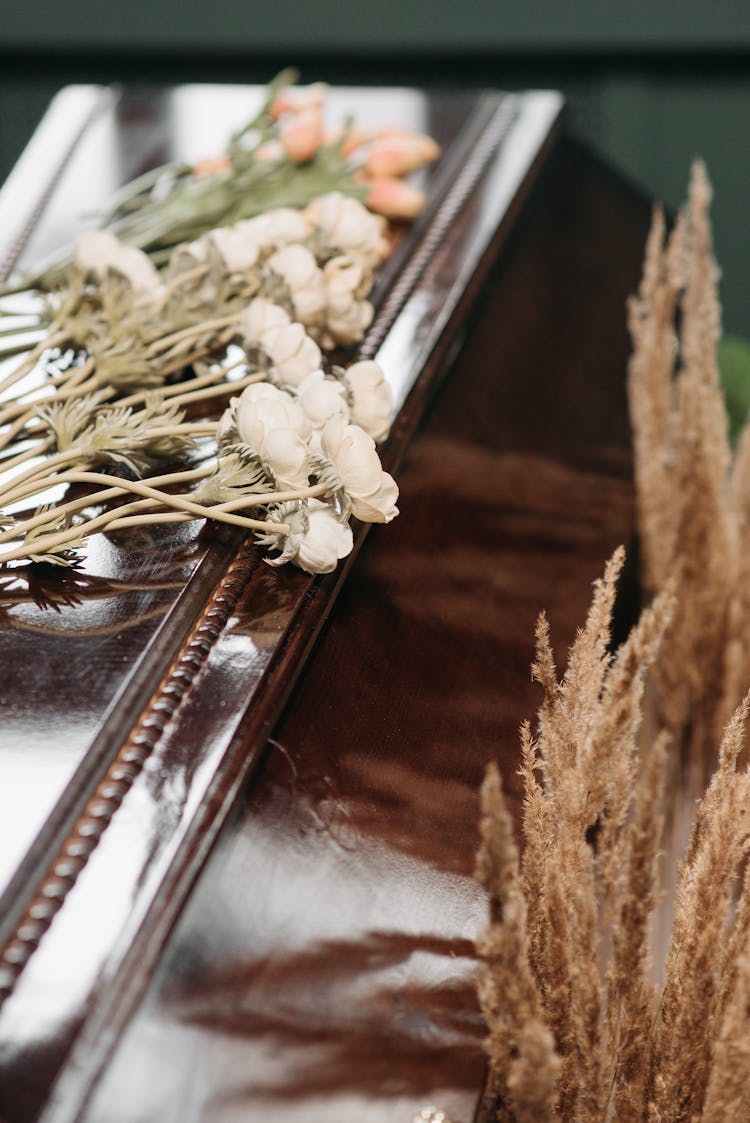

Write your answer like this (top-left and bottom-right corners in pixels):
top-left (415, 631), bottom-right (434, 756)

top-left (0, 90), bottom-right (111, 284)
top-left (0, 92), bottom-right (524, 1004)
top-left (0, 542), bottom-right (258, 1001)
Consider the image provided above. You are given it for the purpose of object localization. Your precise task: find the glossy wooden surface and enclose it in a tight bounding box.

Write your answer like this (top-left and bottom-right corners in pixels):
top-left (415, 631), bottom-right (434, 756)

top-left (77, 136), bottom-right (650, 1123)
top-left (0, 85), bottom-right (569, 1123)
top-left (0, 84), bottom-right (481, 924)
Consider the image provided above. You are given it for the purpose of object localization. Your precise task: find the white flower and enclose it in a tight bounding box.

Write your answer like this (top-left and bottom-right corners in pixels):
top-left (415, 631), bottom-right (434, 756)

top-left (259, 322), bottom-right (322, 388)
top-left (204, 227), bottom-right (261, 274)
top-left (235, 208), bottom-right (312, 249)
top-left (321, 416), bottom-right (399, 523)
top-left (343, 360), bottom-right (393, 443)
top-left (305, 192), bottom-right (388, 267)
top-left (229, 382), bottom-right (311, 489)
top-left (270, 499), bottom-right (353, 574)
top-left (238, 298), bottom-right (291, 346)
top-left (74, 230), bottom-right (163, 302)
top-left (322, 256), bottom-right (374, 346)
top-left (167, 239), bottom-right (207, 276)
top-left (297, 370), bottom-right (350, 433)
top-left (265, 244), bottom-right (326, 326)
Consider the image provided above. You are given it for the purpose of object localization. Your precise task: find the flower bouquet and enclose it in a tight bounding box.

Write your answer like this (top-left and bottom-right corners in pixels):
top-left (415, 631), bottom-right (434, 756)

top-left (0, 71), bottom-right (441, 577)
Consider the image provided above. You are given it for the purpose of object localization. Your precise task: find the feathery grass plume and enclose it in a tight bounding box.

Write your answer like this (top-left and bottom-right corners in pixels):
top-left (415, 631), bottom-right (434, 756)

top-left (627, 161), bottom-right (744, 761)
top-left (722, 423), bottom-right (750, 736)
top-left (648, 695), bottom-right (750, 1122)
top-left (477, 164), bottom-right (750, 1123)
top-left (700, 941), bottom-right (750, 1123)
top-left (475, 761), bottom-right (560, 1122)
top-left (626, 205), bottom-right (681, 594)
top-left (605, 732), bottom-right (670, 1123)
top-left (477, 552), bottom-right (676, 1122)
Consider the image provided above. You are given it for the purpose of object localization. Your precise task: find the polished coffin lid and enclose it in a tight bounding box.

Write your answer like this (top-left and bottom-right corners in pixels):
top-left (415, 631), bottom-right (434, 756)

top-left (0, 83), bottom-right (564, 1121)
top-left (77, 135), bottom-right (651, 1123)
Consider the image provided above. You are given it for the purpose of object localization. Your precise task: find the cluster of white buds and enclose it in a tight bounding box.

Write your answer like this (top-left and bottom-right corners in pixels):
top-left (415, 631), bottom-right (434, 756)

top-left (220, 356), bottom-right (397, 573)
top-left (74, 230), bottom-right (165, 304)
top-left (72, 191), bottom-right (399, 576)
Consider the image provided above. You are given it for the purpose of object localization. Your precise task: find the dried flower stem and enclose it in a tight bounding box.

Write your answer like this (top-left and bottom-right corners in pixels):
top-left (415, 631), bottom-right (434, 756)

top-left (0, 437), bottom-right (55, 474)
top-left (0, 331), bottom-right (66, 396)
top-left (0, 471), bottom-right (297, 563)
top-left (0, 462), bottom-right (215, 544)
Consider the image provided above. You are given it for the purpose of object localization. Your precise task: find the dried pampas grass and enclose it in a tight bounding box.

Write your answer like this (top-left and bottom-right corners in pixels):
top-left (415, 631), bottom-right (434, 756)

top-left (475, 162), bottom-right (750, 1123)
top-left (628, 160), bottom-right (750, 759)
top-left (476, 553), bottom-right (750, 1122)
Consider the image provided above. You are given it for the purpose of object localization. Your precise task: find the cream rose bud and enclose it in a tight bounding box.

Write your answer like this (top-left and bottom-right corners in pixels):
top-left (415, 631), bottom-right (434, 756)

top-left (291, 500), bottom-right (353, 574)
top-left (259, 322), bottom-right (322, 388)
top-left (235, 208), bottom-right (312, 249)
top-left (204, 227), bottom-right (260, 274)
top-left (238, 298), bottom-right (291, 345)
top-left (234, 382), bottom-right (310, 444)
top-left (233, 382), bottom-right (311, 488)
top-left (305, 192), bottom-right (388, 266)
top-left (297, 370), bottom-right (350, 431)
top-left (343, 471), bottom-right (399, 523)
top-left (168, 239), bottom-right (207, 277)
top-left (75, 230), bottom-right (163, 302)
top-left (323, 256), bottom-right (374, 346)
top-left (344, 360), bottom-right (393, 443)
top-left (265, 245), bottom-right (326, 326)
top-left (321, 416), bottom-right (399, 523)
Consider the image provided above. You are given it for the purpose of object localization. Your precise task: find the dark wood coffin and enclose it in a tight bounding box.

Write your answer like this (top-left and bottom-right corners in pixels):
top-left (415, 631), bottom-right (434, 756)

top-left (0, 82), bottom-right (650, 1123)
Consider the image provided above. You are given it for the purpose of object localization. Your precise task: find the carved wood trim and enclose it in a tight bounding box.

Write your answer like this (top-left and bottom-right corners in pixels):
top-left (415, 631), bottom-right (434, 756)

top-left (0, 88), bottom-right (113, 284)
top-left (0, 542), bottom-right (258, 1000)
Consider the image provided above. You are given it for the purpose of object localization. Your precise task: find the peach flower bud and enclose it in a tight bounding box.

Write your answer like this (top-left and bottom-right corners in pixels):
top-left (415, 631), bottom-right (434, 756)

top-left (325, 126), bottom-right (371, 158)
top-left (192, 154), bottom-right (232, 177)
top-left (364, 132), bottom-right (441, 177)
top-left (255, 140), bottom-right (285, 163)
top-left (362, 177), bottom-right (426, 220)
top-left (281, 106), bottom-right (325, 164)
top-left (270, 82), bottom-right (328, 121)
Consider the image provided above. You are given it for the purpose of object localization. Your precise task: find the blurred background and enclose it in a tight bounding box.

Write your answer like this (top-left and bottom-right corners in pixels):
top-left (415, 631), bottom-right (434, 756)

top-left (1, 0), bottom-right (749, 335)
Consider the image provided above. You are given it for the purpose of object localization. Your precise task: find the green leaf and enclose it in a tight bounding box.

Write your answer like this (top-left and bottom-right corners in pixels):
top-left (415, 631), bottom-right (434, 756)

top-left (719, 334), bottom-right (750, 441)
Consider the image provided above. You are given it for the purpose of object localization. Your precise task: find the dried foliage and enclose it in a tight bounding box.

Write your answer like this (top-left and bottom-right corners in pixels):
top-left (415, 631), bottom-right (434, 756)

top-left (477, 163), bottom-right (750, 1120)
top-left (627, 160), bottom-right (750, 757)
top-left (476, 552), bottom-right (750, 1121)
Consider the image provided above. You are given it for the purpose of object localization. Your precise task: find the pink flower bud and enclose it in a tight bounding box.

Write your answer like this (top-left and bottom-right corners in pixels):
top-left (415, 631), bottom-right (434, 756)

top-left (192, 154), bottom-right (232, 177)
top-left (364, 131), bottom-right (441, 177)
top-left (325, 126), bottom-right (371, 158)
top-left (255, 140), bottom-right (285, 163)
top-left (270, 82), bottom-right (328, 121)
top-left (362, 176), bottom-right (426, 220)
top-left (281, 107), bottom-right (324, 165)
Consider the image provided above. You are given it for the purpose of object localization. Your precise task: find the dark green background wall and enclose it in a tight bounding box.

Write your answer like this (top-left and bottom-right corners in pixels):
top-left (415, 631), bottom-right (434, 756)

top-left (1, 4), bottom-right (749, 334)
